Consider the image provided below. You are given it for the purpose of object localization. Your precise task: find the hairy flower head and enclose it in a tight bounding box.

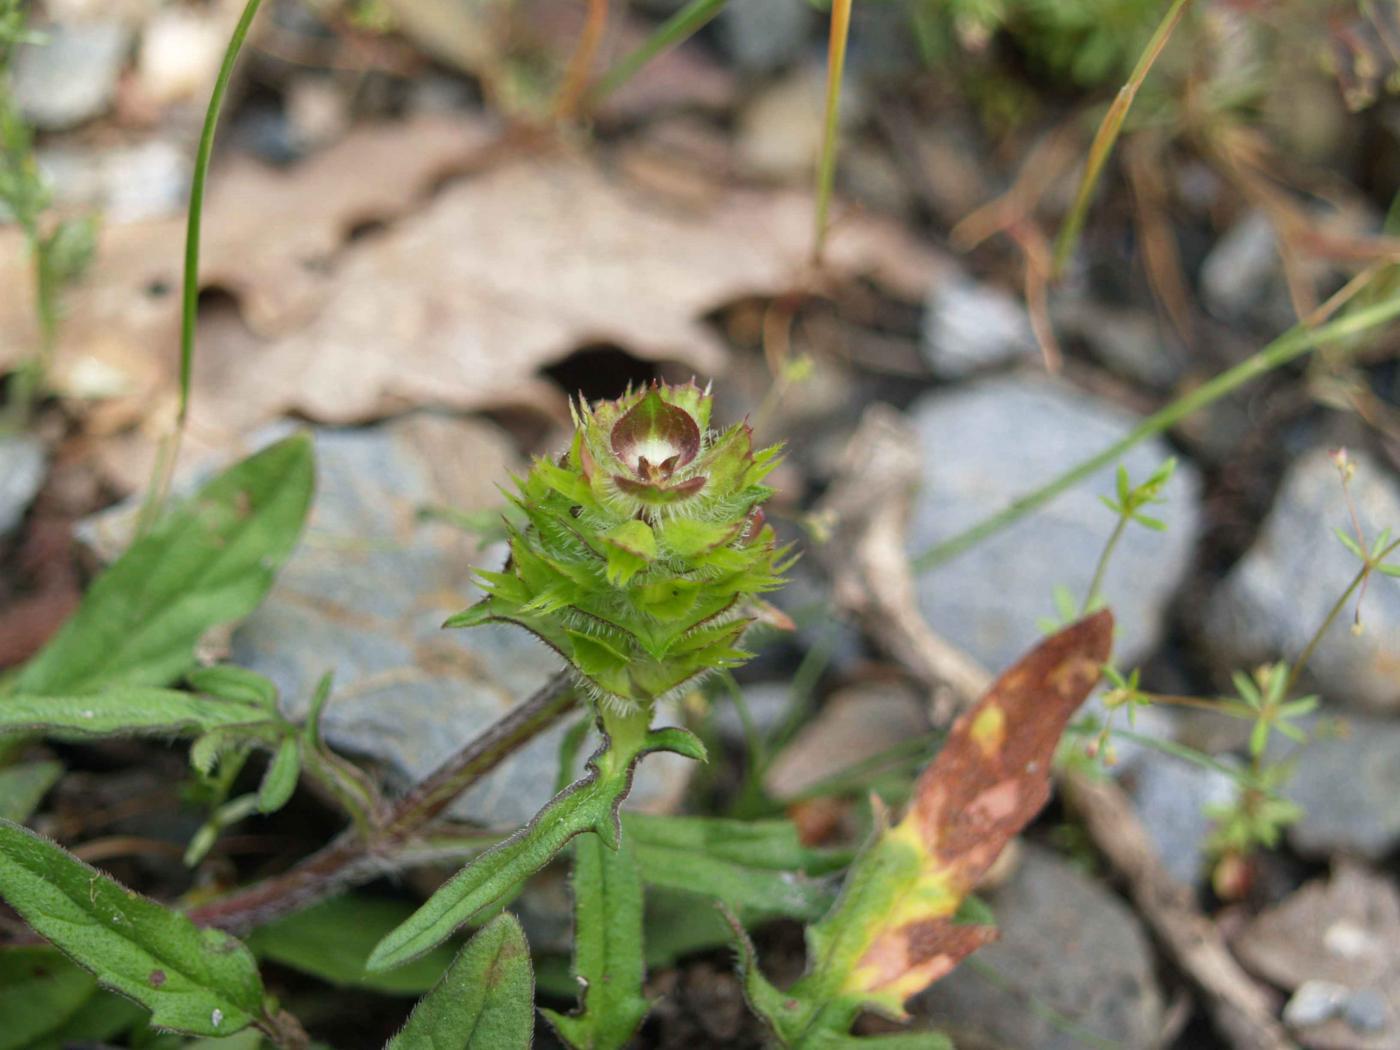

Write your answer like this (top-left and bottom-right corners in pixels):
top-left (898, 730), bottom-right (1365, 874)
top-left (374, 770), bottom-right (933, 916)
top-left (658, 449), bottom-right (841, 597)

top-left (450, 381), bottom-right (793, 710)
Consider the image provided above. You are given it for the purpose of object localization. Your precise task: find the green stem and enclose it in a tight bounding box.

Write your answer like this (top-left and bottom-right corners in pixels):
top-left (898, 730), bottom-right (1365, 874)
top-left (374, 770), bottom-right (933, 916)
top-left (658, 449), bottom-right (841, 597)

top-left (137, 0), bottom-right (265, 533)
top-left (1082, 513), bottom-right (1129, 615)
top-left (1283, 537), bottom-right (1400, 697)
top-left (589, 0), bottom-right (728, 102)
top-left (812, 0), bottom-right (853, 263)
top-left (913, 293), bottom-right (1400, 573)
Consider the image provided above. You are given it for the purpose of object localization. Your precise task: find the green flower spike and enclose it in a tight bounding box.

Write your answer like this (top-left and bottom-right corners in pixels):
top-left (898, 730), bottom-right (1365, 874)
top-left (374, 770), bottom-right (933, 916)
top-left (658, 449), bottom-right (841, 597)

top-left (449, 380), bottom-right (794, 711)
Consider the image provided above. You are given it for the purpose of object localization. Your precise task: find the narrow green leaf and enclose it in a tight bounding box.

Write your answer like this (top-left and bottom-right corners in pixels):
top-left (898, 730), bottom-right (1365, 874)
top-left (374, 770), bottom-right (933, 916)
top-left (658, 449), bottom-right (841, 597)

top-left (542, 832), bottom-right (649, 1050)
top-left (256, 737), bottom-right (299, 814)
top-left (0, 820), bottom-right (264, 1036)
top-left (369, 722), bottom-right (695, 973)
top-left (386, 914), bottom-right (533, 1050)
top-left (1334, 527), bottom-right (1366, 559)
top-left (186, 666), bottom-right (279, 711)
top-left (0, 688), bottom-right (275, 741)
top-left (626, 813), bottom-right (840, 919)
top-left (0, 760), bottom-right (63, 823)
top-left (246, 895), bottom-right (459, 996)
top-left (15, 435), bottom-right (314, 695)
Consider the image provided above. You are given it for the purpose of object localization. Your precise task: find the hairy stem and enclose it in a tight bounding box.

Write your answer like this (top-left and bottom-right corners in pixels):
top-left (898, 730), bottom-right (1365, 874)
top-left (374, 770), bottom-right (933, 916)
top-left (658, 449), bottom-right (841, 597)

top-left (188, 673), bottom-right (577, 934)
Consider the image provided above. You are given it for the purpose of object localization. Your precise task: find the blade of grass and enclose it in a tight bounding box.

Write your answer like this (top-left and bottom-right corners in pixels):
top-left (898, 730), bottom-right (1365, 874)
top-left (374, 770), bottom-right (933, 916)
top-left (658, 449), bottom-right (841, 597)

top-left (912, 288), bottom-right (1400, 572)
top-left (588, 0), bottom-right (728, 103)
top-left (554, 0), bottom-right (609, 122)
top-left (137, 0), bottom-right (265, 534)
top-left (1052, 0), bottom-right (1192, 275)
top-left (812, 0), bottom-right (853, 264)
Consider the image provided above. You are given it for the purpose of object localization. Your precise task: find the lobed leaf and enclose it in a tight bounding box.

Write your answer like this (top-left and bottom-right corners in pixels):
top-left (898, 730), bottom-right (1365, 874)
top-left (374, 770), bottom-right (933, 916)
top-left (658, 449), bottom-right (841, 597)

top-left (385, 914), bottom-right (533, 1050)
top-left (0, 820), bottom-right (265, 1036)
top-left (15, 435), bottom-right (314, 696)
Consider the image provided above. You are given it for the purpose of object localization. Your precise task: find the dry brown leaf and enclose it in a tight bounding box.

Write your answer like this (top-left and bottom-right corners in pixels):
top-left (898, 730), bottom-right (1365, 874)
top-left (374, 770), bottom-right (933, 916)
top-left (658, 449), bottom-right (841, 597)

top-left (9, 125), bottom-right (943, 491)
top-left (0, 115), bottom-right (497, 420)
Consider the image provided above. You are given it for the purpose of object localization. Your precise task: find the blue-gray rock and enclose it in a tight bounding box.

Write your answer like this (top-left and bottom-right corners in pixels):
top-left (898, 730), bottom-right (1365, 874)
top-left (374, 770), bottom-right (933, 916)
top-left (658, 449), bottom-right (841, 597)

top-left (1345, 990), bottom-right (1389, 1035)
top-left (1125, 749), bottom-right (1240, 886)
top-left (921, 276), bottom-right (1038, 379)
top-left (0, 435), bottom-right (45, 536)
top-left (225, 416), bottom-right (692, 826)
top-left (1275, 714), bottom-right (1400, 861)
top-left (1207, 448), bottom-right (1400, 713)
top-left (12, 22), bottom-right (130, 130)
top-left (907, 374), bottom-right (1201, 673)
top-left (1284, 981), bottom-right (1349, 1029)
top-left (1235, 862), bottom-right (1400, 1049)
top-left (911, 844), bottom-right (1163, 1050)
top-left (718, 0), bottom-right (814, 73)
top-left (1201, 209), bottom-right (1293, 328)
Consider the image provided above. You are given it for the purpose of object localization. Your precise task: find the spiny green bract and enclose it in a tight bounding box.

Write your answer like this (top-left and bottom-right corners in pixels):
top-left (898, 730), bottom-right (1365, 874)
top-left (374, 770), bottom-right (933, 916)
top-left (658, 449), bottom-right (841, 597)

top-left (450, 381), bottom-right (793, 710)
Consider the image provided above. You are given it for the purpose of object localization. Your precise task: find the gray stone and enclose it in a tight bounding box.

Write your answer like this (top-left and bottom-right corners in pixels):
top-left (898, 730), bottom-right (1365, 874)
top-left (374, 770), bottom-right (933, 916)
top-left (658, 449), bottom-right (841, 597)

top-left (37, 139), bottom-right (189, 222)
top-left (1126, 749), bottom-right (1240, 886)
top-left (921, 277), bottom-right (1038, 379)
top-left (223, 416), bottom-right (691, 827)
top-left (1345, 990), bottom-right (1389, 1034)
top-left (12, 22), bottom-right (130, 130)
top-left (1235, 862), bottom-right (1400, 1049)
top-left (763, 681), bottom-right (927, 801)
top-left (1201, 209), bottom-right (1290, 325)
top-left (718, 0), bottom-right (814, 73)
top-left (1052, 299), bottom-right (1184, 390)
top-left (911, 844), bottom-right (1163, 1050)
top-left (1206, 448), bottom-right (1400, 713)
top-left (1284, 981), bottom-right (1349, 1029)
top-left (1274, 714), bottom-right (1400, 861)
top-left (907, 374), bottom-right (1201, 674)
top-left (0, 436), bottom-right (45, 536)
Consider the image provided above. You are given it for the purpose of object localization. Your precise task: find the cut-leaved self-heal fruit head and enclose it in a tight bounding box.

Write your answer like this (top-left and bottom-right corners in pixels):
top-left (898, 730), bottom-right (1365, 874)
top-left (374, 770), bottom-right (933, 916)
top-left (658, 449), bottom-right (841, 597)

top-left (448, 380), bottom-right (794, 711)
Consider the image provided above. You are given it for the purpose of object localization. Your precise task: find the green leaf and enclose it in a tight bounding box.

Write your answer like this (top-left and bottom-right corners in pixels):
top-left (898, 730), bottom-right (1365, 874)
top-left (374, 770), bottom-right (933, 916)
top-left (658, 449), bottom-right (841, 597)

top-left (625, 814), bottom-right (840, 919)
top-left (386, 914), bottom-right (533, 1050)
top-left (369, 712), bottom-right (694, 973)
top-left (0, 950), bottom-right (147, 1050)
top-left (542, 831), bottom-right (649, 1050)
top-left (0, 760), bottom-right (63, 822)
top-left (186, 666), bottom-right (279, 711)
top-left (0, 946), bottom-right (99, 1050)
top-left (0, 688), bottom-right (276, 741)
top-left (15, 435), bottom-right (314, 695)
top-left (0, 820), bottom-right (265, 1035)
top-left (256, 736), bottom-right (300, 814)
top-left (246, 895), bottom-right (459, 996)
top-left (1334, 527), bottom-right (1366, 559)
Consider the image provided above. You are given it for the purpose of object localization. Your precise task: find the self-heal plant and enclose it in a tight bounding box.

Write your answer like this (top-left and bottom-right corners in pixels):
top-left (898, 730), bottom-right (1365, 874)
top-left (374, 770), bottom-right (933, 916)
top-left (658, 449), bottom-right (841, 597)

top-left (453, 380), bottom-right (792, 710)
top-left (366, 381), bottom-right (793, 996)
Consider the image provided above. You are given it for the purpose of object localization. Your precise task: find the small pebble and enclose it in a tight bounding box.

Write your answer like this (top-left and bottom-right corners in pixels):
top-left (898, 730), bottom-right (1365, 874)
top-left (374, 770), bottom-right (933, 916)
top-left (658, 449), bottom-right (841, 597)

top-left (1343, 989), bottom-right (1389, 1034)
top-left (1283, 980), bottom-right (1349, 1028)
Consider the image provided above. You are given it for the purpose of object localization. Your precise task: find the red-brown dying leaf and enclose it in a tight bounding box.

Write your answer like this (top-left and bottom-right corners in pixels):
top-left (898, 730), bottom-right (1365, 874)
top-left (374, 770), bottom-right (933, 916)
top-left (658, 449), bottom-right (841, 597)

top-left (852, 611), bottom-right (1114, 1005)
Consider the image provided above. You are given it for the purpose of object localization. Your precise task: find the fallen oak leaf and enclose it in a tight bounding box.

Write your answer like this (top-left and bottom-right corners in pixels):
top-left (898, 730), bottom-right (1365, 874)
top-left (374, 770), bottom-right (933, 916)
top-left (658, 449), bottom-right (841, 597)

top-left (736, 611), bottom-right (1114, 1046)
top-left (87, 147), bottom-right (947, 493)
